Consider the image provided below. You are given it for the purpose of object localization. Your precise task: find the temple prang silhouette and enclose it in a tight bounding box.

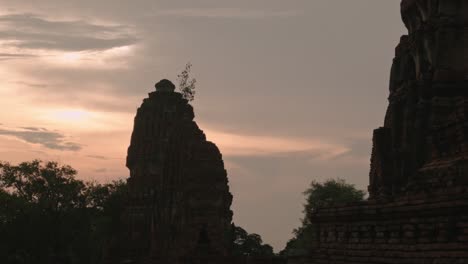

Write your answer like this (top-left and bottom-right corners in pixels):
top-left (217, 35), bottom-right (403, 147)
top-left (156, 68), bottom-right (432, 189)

top-left (303, 1), bottom-right (468, 263)
top-left (104, 79), bottom-right (235, 264)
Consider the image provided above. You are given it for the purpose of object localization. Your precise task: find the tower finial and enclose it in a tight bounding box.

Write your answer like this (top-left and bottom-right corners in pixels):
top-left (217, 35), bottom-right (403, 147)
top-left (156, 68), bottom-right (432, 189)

top-left (155, 79), bottom-right (175, 92)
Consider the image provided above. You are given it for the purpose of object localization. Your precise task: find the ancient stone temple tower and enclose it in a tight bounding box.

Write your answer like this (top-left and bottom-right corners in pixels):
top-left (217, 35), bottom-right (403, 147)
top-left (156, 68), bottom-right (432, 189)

top-left (307, 1), bottom-right (468, 263)
top-left (368, 0), bottom-right (468, 198)
top-left (106, 80), bottom-right (233, 264)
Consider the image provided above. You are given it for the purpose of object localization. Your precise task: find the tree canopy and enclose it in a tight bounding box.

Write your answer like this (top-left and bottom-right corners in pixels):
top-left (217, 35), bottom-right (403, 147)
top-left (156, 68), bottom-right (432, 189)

top-left (302, 178), bottom-right (366, 225)
top-left (0, 160), bottom-right (126, 264)
top-left (231, 224), bottom-right (274, 257)
top-left (0, 160), bottom-right (276, 263)
top-left (281, 178), bottom-right (365, 256)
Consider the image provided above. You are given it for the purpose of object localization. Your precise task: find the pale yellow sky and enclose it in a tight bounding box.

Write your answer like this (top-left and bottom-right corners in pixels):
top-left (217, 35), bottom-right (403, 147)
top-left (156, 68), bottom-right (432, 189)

top-left (0, 0), bottom-right (406, 251)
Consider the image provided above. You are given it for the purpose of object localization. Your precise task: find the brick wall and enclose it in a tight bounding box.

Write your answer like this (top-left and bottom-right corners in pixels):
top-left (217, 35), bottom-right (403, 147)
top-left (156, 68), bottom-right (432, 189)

top-left (309, 193), bottom-right (468, 263)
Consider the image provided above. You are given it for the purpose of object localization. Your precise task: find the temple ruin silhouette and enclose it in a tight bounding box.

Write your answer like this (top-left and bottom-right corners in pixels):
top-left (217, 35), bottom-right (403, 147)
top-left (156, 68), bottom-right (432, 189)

top-left (106, 0), bottom-right (468, 263)
top-left (305, 0), bottom-right (468, 263)
top-left (104, 80), bottom-right (234, 263)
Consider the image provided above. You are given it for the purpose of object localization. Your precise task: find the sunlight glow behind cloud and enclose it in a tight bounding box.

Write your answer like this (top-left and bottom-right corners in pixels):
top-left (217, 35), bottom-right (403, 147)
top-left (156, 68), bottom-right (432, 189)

top-left (38, 109), bottom-right (131, 132)
top-left (51, 109), bottom-right (91, 122)
top-left (50, 45), bottom-right (135, 68)
top-left (204, 128), bottom-right (350, 160)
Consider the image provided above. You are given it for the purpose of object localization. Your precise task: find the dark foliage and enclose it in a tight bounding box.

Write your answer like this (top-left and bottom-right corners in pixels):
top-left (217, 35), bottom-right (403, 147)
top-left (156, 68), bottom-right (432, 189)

top-left (0, 160), bottom-right (275, 263)
top-left (281, 178), bottom-right (365, 256)
top-left (230, 224), bottom-right (274, 257)
top-left (0, 160), bottom-right (127, 264)
top-left (177, 62), bottom-right (196, 101)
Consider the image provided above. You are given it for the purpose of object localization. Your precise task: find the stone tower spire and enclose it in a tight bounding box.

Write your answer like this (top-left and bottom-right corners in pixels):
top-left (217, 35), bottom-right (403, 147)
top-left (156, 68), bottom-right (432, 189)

top-left (106, 80), bottom-right (233, 264)
top-left (368, 0), bottom-right (468, 198)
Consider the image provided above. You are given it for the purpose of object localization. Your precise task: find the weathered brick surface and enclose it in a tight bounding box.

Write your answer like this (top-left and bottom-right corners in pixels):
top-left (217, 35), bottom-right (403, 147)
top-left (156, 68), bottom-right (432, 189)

top-left (310, 196), bottom-right (468, 263)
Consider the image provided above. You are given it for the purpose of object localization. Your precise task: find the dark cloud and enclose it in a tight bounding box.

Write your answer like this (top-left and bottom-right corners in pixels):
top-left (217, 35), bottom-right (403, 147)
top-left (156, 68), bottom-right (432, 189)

top-left (19, 126), bottom-right (47, 131)
top-left (0, 13), bottom-right (138, 52)
top-left (0, 53), bottom-right (37, 60)
top-left (0, 127), bottom-right (81, 151)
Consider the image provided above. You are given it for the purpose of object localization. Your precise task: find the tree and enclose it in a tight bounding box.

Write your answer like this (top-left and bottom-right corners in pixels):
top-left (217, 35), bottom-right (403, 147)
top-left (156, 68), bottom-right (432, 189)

top-left (302, 178), bottom-right (366, 226)
top-left (177, 62), bottom-right (197, 101)
top-left (0, 160), bottom-right (280, 261)
top-left (0, 160), bottom-right (127, 264)
top-left (281, 178), bottom-right (365, 256)
top-left (230, 224), bottom-right (274, 257)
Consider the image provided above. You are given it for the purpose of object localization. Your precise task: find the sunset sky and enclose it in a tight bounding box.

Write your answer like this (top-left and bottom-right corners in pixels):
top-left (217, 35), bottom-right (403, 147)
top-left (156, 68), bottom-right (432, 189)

top-left (0, 0), bottom-right (406, 250)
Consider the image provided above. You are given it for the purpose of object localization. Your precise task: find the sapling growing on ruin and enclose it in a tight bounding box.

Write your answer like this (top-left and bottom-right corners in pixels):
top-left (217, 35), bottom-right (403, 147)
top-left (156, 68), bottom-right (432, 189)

top-left (177, 62), bottom-right (196, 101)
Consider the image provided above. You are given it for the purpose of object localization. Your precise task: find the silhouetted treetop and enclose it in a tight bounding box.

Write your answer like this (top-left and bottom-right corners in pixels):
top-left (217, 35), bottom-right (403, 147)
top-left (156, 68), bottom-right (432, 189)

top-left (177, 62), bottom-right (196, 101)
top-left (0, 160), bottom-right (127, 264)
top-left (231, 224), bottom-right (274, 257)
top-left (281, 178), bottom-right (365, 257)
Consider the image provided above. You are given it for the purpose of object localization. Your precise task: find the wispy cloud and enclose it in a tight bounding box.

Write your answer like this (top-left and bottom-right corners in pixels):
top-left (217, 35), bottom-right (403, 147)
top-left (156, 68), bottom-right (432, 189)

top-left (19, 126), bottom-right (47, 132)
top-left (157, 8), bottom-right (301, 19)
top-left (0, 126), bottom-right (81, 151)
top-left (14, 81), bottom-right (49, 89)
top-left (0, 52), bottom-right (37, 60)
top-left (204, 128), bottom-right (350, 160)
top-left (0, 13), bottom-right (138, 52)
top-left (86, 155), bottom-right (108, 160)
